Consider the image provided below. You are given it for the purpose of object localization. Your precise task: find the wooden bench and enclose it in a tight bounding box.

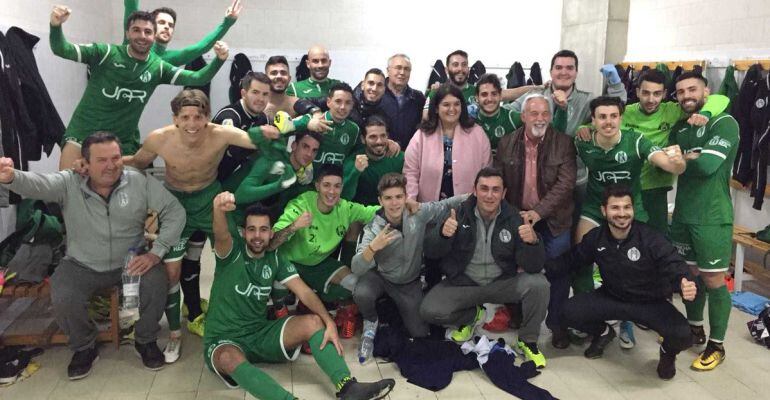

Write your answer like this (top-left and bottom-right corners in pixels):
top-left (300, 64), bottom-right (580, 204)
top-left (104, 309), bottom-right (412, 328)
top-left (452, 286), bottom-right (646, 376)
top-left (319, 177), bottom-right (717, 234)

top-left (0, 281), bottom-right (120, 349)
top-left (732, 225), bottom-right (770, 292)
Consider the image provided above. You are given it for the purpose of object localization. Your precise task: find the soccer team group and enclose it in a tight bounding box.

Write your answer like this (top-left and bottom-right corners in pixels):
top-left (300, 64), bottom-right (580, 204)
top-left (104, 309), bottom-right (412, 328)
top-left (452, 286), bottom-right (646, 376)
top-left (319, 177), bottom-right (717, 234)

top-left (0, 1), bottom-right (742, 399)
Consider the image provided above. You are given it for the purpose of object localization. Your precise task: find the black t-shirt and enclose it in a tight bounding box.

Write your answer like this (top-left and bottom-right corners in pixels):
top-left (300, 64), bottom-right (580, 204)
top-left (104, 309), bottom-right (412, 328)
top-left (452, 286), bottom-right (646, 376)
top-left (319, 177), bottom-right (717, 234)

top-left (212, 100), bottom-right (268, 181)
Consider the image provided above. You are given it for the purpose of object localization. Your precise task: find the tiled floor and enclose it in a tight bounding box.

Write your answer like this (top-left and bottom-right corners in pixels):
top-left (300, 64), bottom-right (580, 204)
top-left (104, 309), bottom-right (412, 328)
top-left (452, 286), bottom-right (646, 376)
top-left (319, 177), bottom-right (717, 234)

top-left (1, 249), bottom-right (768, 400)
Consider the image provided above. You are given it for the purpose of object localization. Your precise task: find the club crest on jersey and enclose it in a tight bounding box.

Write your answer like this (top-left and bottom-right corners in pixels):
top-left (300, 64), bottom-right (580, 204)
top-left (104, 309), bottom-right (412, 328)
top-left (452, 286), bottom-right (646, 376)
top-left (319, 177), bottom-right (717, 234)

top-left (340, 133), bottom-right (350, 145)
top-left (659, 122), bottom-right (670, 131)
top-left (261, 265), bottom-right (272, 280)
top-left (614, 151), bottom-right (628, 164)
top-left (494, 126), bottom-right (506, 138)
top-left (696, 126), bottom-right (706, 138)
top-left (499, 229), bottom-right (512, 243)
top-left (140, 70), bottom-right (152, 83)
top-left (118, 192), bottom-right (129, 207)
top-left (627, 247), bottom-right (640, 262)
top-left (708, 136), bottom-right (731, 148)
top-left (756, 98), bottom-right (766, 109)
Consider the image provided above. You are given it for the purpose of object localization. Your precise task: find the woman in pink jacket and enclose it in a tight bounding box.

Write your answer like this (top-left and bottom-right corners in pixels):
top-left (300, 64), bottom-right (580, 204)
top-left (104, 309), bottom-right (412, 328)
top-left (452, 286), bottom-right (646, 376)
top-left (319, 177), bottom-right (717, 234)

top-left (404, 84), bottom-right (491, 202)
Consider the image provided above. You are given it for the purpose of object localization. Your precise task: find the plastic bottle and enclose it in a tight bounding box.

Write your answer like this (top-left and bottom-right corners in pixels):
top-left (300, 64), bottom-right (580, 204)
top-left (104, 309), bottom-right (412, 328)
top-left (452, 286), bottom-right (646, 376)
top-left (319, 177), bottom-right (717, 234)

top-left (358, 319), bottom-right (378, 364)
top-left (122, 247), bottom-right (140, 311)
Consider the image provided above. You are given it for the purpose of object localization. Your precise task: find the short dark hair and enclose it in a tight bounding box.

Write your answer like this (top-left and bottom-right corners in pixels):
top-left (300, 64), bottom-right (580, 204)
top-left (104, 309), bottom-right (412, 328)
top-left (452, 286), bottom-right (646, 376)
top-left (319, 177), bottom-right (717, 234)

top-left (328, 82), bottom-right (354, 99)
top-left (265, 55), bottom-right (289, 70)
top-left (294, 130), bottom-right (323, 147)
top-left (446, 50), bottom-right (468, 66)
top-left (82, 131), bottom-right (121, 161)
top-left (589, 96), bottom-right (625, 117)
top-left (171, 89), bottom-right (211, 116)
top-left (377, 173), bottom-right (407, 195)
top-left (675, 71), bottom-right (708, 86)
top-left (151, 7), bottom-right (177, 23)
top-left (473, 167), bottom-right (504, 187)
top-left (363, 114), bottom-right (389, 135)
top-left (601, 184), bottom-right (634, 206)
top-left (636, 69), bottom-right (665, 87)
top-left (550, 49), bottom-right (578, 70)
top-left (315, 163), bottom-right (343, 183)
top-left (475, 73), bottom-right (502, 95)
top-left (364, 68), bottom-right (386, 80)
top-left (126, 11), bottom-right (156, 33)
top-left (243, 203), bottom-right (272, 227)
top-left (240, 71), bottom-right (271, 90)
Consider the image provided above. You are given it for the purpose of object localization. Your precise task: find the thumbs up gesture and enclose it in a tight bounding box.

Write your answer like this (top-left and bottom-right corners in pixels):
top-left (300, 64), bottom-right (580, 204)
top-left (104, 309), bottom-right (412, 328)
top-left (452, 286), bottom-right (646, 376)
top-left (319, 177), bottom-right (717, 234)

top-left (680, 277), bottom-right (697, 301)
top-left (518, 217), bottom-right (538, 244)
top-left (442, 208), bottom-right (458, 238)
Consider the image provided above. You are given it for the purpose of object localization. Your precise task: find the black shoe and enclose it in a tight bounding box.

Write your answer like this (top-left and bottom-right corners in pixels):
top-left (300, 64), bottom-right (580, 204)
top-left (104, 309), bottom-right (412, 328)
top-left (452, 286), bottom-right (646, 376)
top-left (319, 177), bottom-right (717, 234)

top-left (690, 325), bottom-right (706, 346)
top-left (67, 346), bottom-right (99, 380)
top-left (657, 347), bottom-right (677, 380)
top-left (551, 328), bottom-right (570, 349)
top-left (584, 326), bottom-right (616, 359)
top-left (336, 377), bottom-right (396, 400)
top-left (135, 341), bottom-right (165, 371)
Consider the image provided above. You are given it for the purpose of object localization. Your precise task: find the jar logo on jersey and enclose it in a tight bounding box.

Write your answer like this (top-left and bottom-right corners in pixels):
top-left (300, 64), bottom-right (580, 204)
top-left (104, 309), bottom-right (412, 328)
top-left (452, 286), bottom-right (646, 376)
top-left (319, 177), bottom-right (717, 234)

top-left (102, 86), bottom-right (148, 103)
top-left (708, 136), bottom-right (731, 149)
top-left (234, 282), bottom-right (271, 300)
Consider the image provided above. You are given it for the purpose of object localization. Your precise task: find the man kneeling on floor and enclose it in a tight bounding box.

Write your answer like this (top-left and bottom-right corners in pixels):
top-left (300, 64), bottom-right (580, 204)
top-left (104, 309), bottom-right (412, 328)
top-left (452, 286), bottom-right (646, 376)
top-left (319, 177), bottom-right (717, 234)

top-left (205, 192), bottom-right (395, 400)
top-left (557, 185), bottom-right (697, 380)
top-left (0, 132), bottom-right (186, 379)
top-left (419, 167), bottom-right (550, 368)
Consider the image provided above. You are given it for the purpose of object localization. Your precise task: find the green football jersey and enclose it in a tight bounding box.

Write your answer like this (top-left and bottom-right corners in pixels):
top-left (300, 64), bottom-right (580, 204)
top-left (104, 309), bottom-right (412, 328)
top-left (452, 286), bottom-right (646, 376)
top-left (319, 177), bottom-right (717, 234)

top-left (622, 95), bottom-right (730, 190)
top-left (286, 78), bottom-right (342, 98)
top-left (204, 238), bottom-right (299, 340)
top-left (273, 191), bottom-right (379, 266)
top-left (294, 111), bottom-right (360, 168)
top-left (426, 83), bottom-right (477, 107)
top-left (51, 26), bottom-right (224, 154)
top-left (669, 113), bottom-right (738, 225)
top-left (476, 108), bottom-right (522, 150)
top-left (577, 129), bottom-right (662, 222)
top-left (342, 151), bottom-right (405, 205)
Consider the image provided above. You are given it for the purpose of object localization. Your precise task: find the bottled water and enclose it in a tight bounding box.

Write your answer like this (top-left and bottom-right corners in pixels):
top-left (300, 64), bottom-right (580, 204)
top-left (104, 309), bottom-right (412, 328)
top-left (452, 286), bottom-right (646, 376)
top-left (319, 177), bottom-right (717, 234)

top-left (358, 319), bottom-right (378, 364)
top-left (122, 247), bottom-right (140, 312)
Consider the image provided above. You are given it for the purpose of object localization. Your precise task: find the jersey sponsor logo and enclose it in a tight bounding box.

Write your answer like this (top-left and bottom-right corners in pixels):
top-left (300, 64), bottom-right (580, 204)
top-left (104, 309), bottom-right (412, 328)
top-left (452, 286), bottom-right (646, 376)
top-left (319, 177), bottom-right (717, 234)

top-left (614, 151), bottom-right (628, 164)
top-left (234, 282), bottom-right (271, 300)
top-left (673, 242), bottom-right (691, 256)
top-left (102, 86), bottom-right (148, 103)
top-left (340, 133), bottom-right (350, 145)
top-left (696, 126), bottom-right (706, 138)
top-left (261, 265), bottom-right (272, 280)
top-left (627, 247), bottom-right (640, 262)
top-left (499, 229), bottom-right (512, 243)
top-left (494, 126), bottom-right (506, 138)
top-left (113, 62), bottom-right (126, 69)
top-left (708, 136), bottom-right (731, 149)
top-left (593, 170), bottom-right (631, 183)
top-left (118, 192), bottom-right (129, 207)
top-left (139, 70), bottom-right (152, 83)
top-left (756, 98), bottom-right (766, 109)
top-left (315, 152), bottom-right (345, 165)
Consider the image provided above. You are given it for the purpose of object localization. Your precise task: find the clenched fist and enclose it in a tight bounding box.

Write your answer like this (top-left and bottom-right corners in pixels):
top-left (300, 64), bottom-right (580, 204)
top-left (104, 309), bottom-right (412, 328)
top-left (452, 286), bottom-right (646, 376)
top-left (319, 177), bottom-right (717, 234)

top-left (213, 41), bottom-right (229, 61)
top-left (50, 5), bottom-right (71, 26)
top-left (0, 157), bottom-right (15, 183)
top-left (213, 191), bottom-right (236, 212)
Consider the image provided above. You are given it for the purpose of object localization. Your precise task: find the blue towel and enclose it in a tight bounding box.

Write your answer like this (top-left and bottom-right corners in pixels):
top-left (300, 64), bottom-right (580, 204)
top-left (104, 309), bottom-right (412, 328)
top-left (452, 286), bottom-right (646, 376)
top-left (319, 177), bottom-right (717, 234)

top-left (732, 291), bottom-right (770, 316)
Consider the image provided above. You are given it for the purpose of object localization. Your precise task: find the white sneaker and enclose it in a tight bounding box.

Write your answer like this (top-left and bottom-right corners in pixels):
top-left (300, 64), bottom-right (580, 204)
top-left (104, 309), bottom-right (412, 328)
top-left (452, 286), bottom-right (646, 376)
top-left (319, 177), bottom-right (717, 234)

top-left (163, 334), bottom-right (182, 363)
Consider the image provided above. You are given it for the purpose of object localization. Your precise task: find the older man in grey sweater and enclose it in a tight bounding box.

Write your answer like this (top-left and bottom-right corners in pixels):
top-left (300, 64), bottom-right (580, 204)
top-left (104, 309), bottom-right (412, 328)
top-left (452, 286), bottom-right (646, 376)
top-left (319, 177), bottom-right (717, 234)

top-left (0, 132), bottom-right (185, 380)
top-left (351, 173), bottom-right (466, 362)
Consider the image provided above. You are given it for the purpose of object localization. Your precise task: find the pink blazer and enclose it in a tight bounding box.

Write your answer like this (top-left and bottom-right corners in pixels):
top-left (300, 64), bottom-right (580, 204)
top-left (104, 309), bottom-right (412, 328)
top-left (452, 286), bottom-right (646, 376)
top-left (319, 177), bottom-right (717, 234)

top-left (404, 123), bottom-right (491, 202)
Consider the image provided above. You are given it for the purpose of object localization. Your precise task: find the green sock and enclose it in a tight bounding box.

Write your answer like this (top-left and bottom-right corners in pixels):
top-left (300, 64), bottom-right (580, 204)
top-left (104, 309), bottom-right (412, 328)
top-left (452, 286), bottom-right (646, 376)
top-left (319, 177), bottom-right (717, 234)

top-left (308, 329), bottom-right (351, 387)
top-left (571, 263), bottom-right (594, 294)
top-left (684, 276), bottom-right (706, 324)
top-left (165, 283), bottom-right (182, 331)
top-left (231, 361), bottom-right (295, 400)
top-left (340, 240), bottom-right (357, 268)
top-left (706, 285), bottom-right (731, 342)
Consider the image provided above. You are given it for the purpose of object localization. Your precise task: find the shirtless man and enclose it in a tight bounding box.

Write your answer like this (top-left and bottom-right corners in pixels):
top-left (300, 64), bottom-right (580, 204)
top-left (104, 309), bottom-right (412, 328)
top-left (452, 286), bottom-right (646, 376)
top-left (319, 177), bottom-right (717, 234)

top-left (122, 89), bottom-right (278, 364)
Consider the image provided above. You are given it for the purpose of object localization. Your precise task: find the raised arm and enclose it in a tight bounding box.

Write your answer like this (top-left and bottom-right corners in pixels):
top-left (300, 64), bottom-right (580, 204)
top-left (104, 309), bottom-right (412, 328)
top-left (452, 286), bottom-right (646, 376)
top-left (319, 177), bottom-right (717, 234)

top-left (50, 6), bottom-right (106, 63)
top-left (122, 0), bottom-right (139, 44)
top-left (161, 0), bottom-right (241, 66)
top-left (162, 42), bottom-right (227, 87)
top-left (212, 191), bottom-right (236, 257)
top-left (0, 157), bottom-right (68, 204)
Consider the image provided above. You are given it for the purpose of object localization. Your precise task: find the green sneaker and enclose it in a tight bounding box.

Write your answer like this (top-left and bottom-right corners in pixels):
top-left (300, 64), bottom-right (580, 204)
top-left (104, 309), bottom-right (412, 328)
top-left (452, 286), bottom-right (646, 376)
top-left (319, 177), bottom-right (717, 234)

top-left (187, 313), bottom-right (205, 337)
top-left (517, 340), bottom-right (547, 368)
top-left (450, 306), bottom-right (484, 342)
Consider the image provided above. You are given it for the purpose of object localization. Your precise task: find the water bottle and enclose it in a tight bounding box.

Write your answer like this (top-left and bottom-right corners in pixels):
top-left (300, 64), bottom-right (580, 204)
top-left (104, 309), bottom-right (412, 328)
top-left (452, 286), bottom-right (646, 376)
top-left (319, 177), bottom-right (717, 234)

top-left (358, 320), bottom-right (378, 364)
top-left (122, 247), bottom-right (141, 312)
